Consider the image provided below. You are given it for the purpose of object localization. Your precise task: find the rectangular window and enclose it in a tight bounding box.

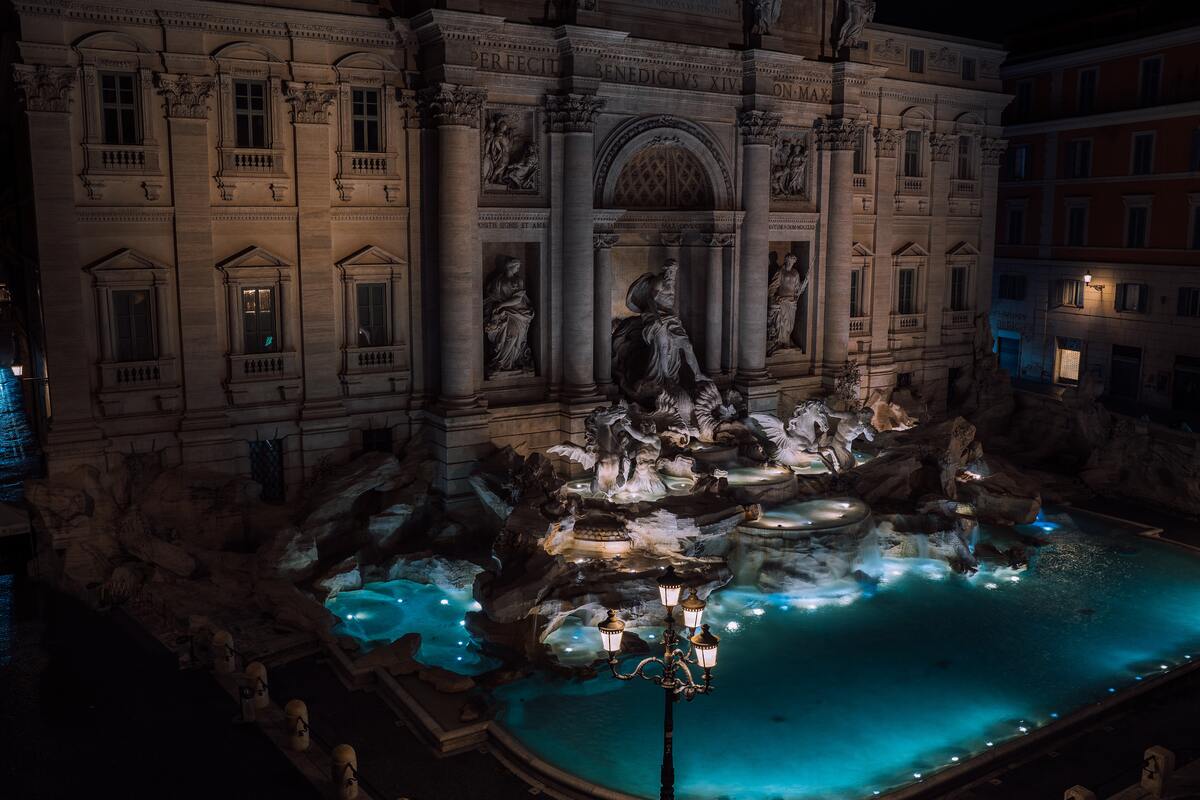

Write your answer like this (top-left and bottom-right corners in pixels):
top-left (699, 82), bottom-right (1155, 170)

top-left (849, 270), bottom-right (862, 318)
top-left (112, 289), bottom-right (154, 362)
top-left (1192, 205), bottom-right (1200, 249)
top-left (1053, 279), bottom-right (1084, 309)
top-left (1077, 68), bottom-right (1097, 114)
top-left (1065, 139), bottom-right (1091, 178)
top-left (1116, 283), bottom-right (1149, 313)
top-left (1139, 57), bottom-right (1162, 106)
top-left (351, 87), bottom-right (381, 153)
top-left (1131, 132), bottom-right (1155, 175)
top-left (100, 71), bottom-right (138, 145)
top-left (1057, 338), bottom-right (1082, 384)
top-left (949, 266), bottom-right (968, 311)
top-left (356, 282), bottom-right (388, 347)
top-left (234, 80), bottom-right (268, 149)
top-left (956, 136), bottom-right (973, 180)
top-left (1067, 205), bottom-right (1088, 246)
top-left (903, 130), bottom-right (922, 177)
top-left (897, 268), bottom-right (917, 315)
top-left (1009, 144), bottom-right (1031, 179)
top-left (852, 126), bottom-right (867, 174)
top-left (361, 427), bottom-right (393, 455)
top-left (1126, 206), bottom-right (1149, 248)
top-left (242, 287), bottom-right (277, 354)
top-left (998, 274), bottom-right (1027, 301)
top-left (1179, 287), bottom-right (1200, 317)
top-left (1006, 206), bottom-right (1025, 245)
top-left (961, 57), bottom-right (976, 81)
top-left (909, 49), bottom-right (925, 74)
top-left (1015, 81), bottom-right (1032, 115)
top-left (1191, 129), bottom-right (1200, 171)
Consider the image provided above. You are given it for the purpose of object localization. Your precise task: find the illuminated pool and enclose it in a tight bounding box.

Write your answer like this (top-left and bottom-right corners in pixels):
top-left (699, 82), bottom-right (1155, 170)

top-left (496, 511), bottom-right (1200, 799)
top-left (327, 579), bottom-right (500, 676)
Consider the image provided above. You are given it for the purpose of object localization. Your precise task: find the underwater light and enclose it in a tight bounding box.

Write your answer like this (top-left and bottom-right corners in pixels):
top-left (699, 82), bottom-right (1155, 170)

top-left (440, 599), bottom-right (449, 605)
top-left (457, 641), bottom-right (464, 646)
top-left (470, 601), bottom-right (482, 611)
top-left (951, 756), bottom-right (959, 762)
top-left (986, 742), bottom-right (994, 747)
top-left (458, 620), bottom-right (466, 626)
top-left (1160, 664), bottom-right (1168, 670)
top-left (985, 583), bottom-right (998, 590)
top-left (1108, 688), bottom-right (1116, 693)
top-left (1018, 726), bottom-right (1028, 733)
top-left (1009, 576), bottom-right (1020, 583)
top-left (396, 598), bottom-right (404, 603)
top-left (725, 621), bottom-right (741, 632)
top-left (345, 614), bottom-right (353, 620)
top-left (913, 772), bottom-right (922, 779)
top-left (752, 608), bottom-right (765, 617)
top-left (565, 647), bottom-right (574, 653)
top-left (1050, 712), bottom-right (1059, 719)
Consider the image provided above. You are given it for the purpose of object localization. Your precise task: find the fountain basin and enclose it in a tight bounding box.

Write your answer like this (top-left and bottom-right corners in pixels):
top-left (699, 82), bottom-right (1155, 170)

top-left (723, 464), bottom-right (798, 505)
top-left (740, 496), bottom-right (872, 539)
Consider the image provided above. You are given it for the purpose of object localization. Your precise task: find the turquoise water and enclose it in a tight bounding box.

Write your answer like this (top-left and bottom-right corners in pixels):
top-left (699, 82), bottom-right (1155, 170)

top-left (327, 580), bottom-right (500, 676)
top-left (496, 513), bottom-right (1200, 799)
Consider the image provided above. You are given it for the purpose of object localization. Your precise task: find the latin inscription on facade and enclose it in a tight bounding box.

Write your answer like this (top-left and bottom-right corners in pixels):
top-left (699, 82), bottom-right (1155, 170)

top-left (475, 50), bottom-right (561, 77)
top-left (606, 0), bottom-right (738, 19)
top-left (595, 61), bottom-right (740, 93)
top-left (771, 79), bottom-right (832, 103)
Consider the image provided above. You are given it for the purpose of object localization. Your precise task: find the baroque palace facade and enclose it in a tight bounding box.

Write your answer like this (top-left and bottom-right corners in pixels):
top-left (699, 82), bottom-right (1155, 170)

top-left (8, 0), bottom-right (1008, 499)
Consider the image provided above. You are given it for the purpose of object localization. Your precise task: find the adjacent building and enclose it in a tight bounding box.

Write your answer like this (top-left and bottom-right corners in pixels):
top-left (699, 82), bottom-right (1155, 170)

top-left (6, 0), bottom-right (1008, 503)
top-left (992, 19), bottom-right (1200, 416)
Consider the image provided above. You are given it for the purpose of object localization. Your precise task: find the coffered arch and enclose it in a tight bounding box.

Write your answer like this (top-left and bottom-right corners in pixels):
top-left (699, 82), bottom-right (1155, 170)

top-left (595, 115), bottom-right (734, 210)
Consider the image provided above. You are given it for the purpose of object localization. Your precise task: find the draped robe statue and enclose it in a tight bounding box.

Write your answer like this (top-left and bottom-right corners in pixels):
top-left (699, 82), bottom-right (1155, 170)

top-left (766, 253), bottom-right (810, 356)
top-left (483, 258), bottom-right (535, 377)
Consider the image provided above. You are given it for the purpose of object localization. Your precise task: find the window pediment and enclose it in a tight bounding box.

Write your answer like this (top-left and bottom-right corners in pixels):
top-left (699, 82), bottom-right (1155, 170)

top-left (86, 248), bottom-right (171, 285)
top-left (947, 241), bottom-right (980, 260)
top-left (851, 241), bottom-right (875, 258)
top-left (217, 245), bottom-right (293, 282)
top-left (337, 245), bottom-right (405, 280)
top-left (893, 241), bottom-right (929, 260)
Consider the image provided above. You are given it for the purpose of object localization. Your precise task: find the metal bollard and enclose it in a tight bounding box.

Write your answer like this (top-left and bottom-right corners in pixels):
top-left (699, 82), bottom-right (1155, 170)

top-left (1141, 745), bottom-right (1175, 797)
top-left (244, 662), bottom-right (270, 710)
top-left (285, 699), bottom-right (310, 752)
top-left (1063, 787), bottom-right (1096, 800)
top-left (212, 630), bottom-right (236, 674)
top-left (332, 744), bottom-right (359, 800)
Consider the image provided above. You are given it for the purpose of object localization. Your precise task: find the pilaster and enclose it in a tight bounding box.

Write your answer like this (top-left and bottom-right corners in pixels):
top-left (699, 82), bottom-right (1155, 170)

top-left (592, 233), bottom-right (619, 390)
top-left (815, 116), bottom-right (859, 378)
top-left (701, 233), bottom-right (733, 375)
top-left (734, 108), bottom-right (779, 399)
top-left (870, 128), bottom-right (900, 365)
top-left (926, 132), bottom-right (955, 349)
top-left (978, 138), bottom-right (1007, 314)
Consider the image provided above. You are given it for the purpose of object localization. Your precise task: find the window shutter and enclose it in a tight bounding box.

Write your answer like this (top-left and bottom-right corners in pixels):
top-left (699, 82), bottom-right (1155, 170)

top-left (1115, 283), bottom-right (1125, 311)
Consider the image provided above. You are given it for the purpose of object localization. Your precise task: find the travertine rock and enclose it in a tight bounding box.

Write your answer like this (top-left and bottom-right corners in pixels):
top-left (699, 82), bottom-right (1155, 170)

top-left (418, 666), bottom-right (476, 693)
top-left (355, 632), bottom-right (422, 676)
top-left (256, 525), bottom-right (319, 582)
top-left (314, 556), bottom-right (362, 598)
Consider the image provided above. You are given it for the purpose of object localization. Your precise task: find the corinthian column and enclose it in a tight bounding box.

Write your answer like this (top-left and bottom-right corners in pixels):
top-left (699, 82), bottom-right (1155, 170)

top-left (593, 233), bottom-right (619, 389)
top-left (927, 132), bottom-right (955, 347)
top-left (815, 117), bottom-right (860, 373)
top-left (420, 83), bottom-right (488, 409)
top-left (978, 138), bottom-right (1007, 314)
top-left (701, 233), bottom-right (734, 374)
top-left (548, 93), bottom-right (605, 398)
top-left (735, 109), bottom-right (780, 386)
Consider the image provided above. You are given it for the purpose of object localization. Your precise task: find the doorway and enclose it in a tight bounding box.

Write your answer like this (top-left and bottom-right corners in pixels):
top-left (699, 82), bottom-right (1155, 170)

top-left (1174, 355), bottom-right (1200, 415)
top-left (1109, 345), bottom-right (1142, 401)
top-left (997, 336), bottom-right (1020, 377)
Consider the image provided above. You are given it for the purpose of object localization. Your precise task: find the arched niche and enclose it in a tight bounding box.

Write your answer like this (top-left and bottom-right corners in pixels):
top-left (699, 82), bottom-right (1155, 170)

top-left (594, 116), bottom-right (733, 210)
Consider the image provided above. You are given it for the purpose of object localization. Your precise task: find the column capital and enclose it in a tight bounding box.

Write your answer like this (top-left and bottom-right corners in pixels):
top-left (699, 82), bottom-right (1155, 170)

top-left (418, 83), bottom-right (488, 129)
top-left (701, 232), bottom-right (735, 248)
top-left (981, 136), bottom-right (1009, 166)
top-left (12, 64), bottom-right (75, 113)
top-left (545, 93), bottom-right (605, 133)
top-left (737, 109), bottom-right (781, 145)
top-left (873, 128), bottom-right (901, 158)
top-left (284, 81), bottom-right (337, 124)
top-left (593, 233), bottom-right (620, 249)
top-left (929, 132), bottom-right (956, 162)
top-left (660, 232), bottom-right (683, 248)
top-left (814, 117), bottom-right (861, 151)
top-left (156, 73), bottom-right (215, 120)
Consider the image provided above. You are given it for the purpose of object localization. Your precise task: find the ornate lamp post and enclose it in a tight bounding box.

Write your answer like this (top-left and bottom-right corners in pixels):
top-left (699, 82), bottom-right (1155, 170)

top-left (597, 565), bottom-right (721, 800)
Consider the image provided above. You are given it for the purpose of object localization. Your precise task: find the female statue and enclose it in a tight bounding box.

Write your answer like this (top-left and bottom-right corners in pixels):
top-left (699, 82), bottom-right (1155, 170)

top-left (766, 253), bottom-right (810, 356)
top-left (483, 257), bottom-right (534, 377)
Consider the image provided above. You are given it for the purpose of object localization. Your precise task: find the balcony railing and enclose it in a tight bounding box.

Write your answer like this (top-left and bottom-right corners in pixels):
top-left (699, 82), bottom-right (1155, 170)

top-left (852, 174), bottom-right (868, 190)
top-left (890, 313), bottom-right (926, 333)
top-left (344, 345), bottom-right (406, 375)
top-left (949, 179), bottom-right (978, 196)
top-left (849, 316), bottom-right (870, 336)
top-left (229, 350), bottom-right (299, 382)
top-left (897, 176), bottom-right (927, 195)
top-left (84, 143), bottom-right (160, 176)
top-left (944, 310), bottom-right (974, 329)
top-left (99, 358), bottom-right (176, 391)
top-left (221, 147), bottom-right (284, 176)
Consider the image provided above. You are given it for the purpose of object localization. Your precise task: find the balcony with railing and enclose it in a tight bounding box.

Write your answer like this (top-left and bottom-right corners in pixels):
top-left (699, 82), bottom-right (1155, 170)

top-left (897, 175), bottom-right (927, 195)
top-left (344, 345), bottom-right (406, 375)
top-left (84, 143), bottom-right (161, 176)
top-left (99, 358), bottom-right (177, 391)
top-left (849, 317), bottom-right (870, 336)
top-left (889, 313), bottom-right (926, 333)
top-left (949, 179), bottom-right (978, 197)
top-left (220, 147), bottom-right (285, 177)
top-left (338, 151), bottom-right (398, 180)
top-left (228, 350), bottom-right (299, 382)
top-left (943, 309), bottom-right (974, 329)
top-left (852, 174), bottom-right (868, 190)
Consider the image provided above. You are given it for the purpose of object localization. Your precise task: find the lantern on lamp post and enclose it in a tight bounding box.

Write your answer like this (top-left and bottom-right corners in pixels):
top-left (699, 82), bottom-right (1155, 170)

top-left (597, 565), bottom-right (721, 800)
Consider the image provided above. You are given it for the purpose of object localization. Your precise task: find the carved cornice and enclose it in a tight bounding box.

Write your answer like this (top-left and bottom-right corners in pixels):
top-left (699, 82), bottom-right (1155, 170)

top-left (12, 64), bottom-right (75, 113)
top-left (873, 128), bottom-right (901, 158)
top-left (545, 93), bottom-right (605, 134)
top-left (156, 73), bottom-right (214, 119)
top-left (813, 118), bottom-right (861, 151)
top-left (737, 110), bottom-right (781, 145)
top-left (284, 81), bottom-right (336, 124)
top-left (981, 137), bottom-right (1009, 166)
top-left (929, 132), bottom-right (956, 162)
top-left (418, 83), bottom-right (487, 129)
top-left (701, 232), bottom-right (735, 247)
top-left (593, 233), bottom-right (620, 249)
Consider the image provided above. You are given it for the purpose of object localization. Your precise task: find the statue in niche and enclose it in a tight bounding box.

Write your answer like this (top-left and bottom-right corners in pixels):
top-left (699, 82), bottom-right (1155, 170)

top-left (835, 0), bottom-right (876, 51)
top-left (484, 113), bottom-right (540, 192)
top-left (483, 257), bottom-right (535, 377)
top-left (748, 0), bottom-right (783, 36)
top-left (613, 259), bottom-right (707, 405)
top-left (771, 138), bottom-right (808, 198)
top-left (766, 253), bottom-right (810, 356)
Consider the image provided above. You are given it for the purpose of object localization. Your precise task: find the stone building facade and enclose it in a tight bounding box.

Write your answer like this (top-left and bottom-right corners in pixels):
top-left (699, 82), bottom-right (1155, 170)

top-left (8, 0), bottom-right (1007, 499)
top-left (992, 22), bottom-right (1200, 417)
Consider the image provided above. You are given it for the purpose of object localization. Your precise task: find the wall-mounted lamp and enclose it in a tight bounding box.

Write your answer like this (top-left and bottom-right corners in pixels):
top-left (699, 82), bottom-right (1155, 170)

top-left (1083, 273), bottom-right (1105, 292)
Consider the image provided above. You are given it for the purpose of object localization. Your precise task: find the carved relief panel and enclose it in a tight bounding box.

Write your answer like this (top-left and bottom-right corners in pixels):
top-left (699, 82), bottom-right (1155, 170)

top-left (770, 131), bottom-right (810, 202)
top-left (481, 106), bottom-right (540, 196)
